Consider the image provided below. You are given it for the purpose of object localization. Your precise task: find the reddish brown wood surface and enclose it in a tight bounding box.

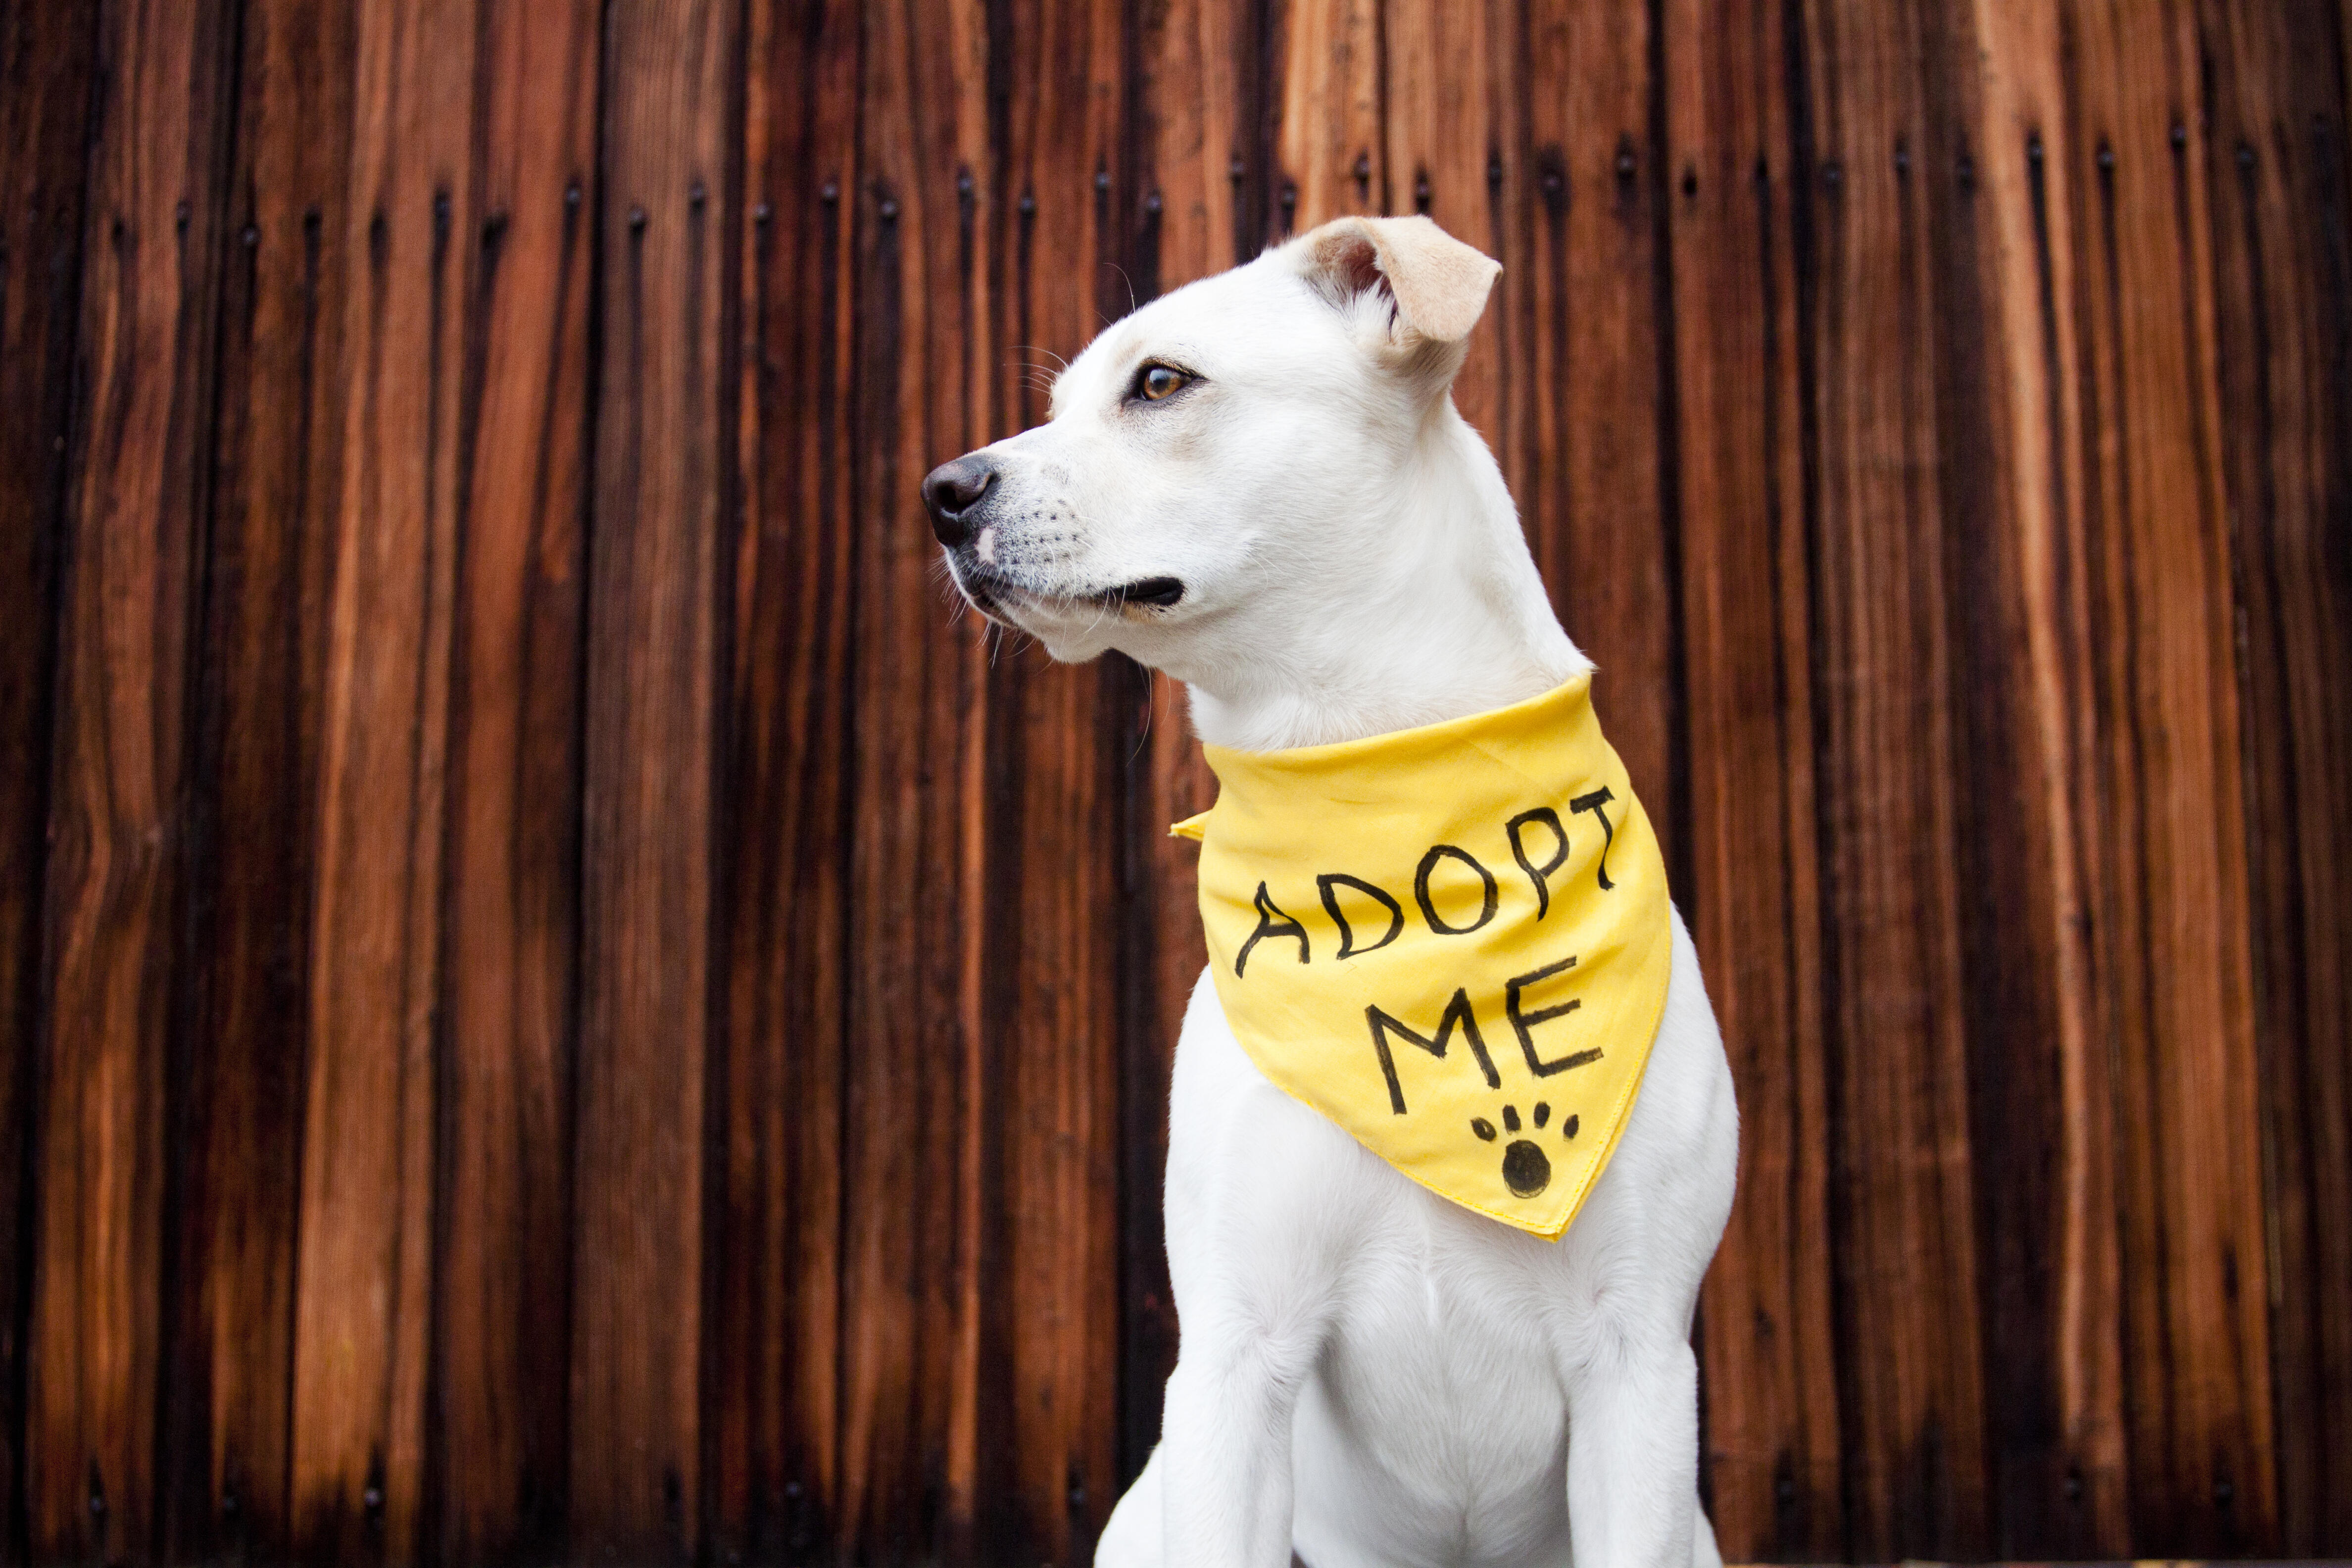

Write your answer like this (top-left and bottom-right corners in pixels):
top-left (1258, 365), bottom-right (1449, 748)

top-left (1119, 0), bottom-right (1242, 1490)
top-left (25, 0), bottom-right (238, 1559)
top-left (1933, 4), bottom-right (2128, 1555)
top-left (433, 3), bottom-right (600, 1558)
top-left (1799, 0), bottom-right (1992, 1552)
top-left (832, 0), bottom-right (989, 1557)
top-left (1, 1), bottom-right (2348, 1564)
top-left (992, 3), bottom-right (1127, 1557)
top-left (0, 0), bottom-right (97, 1545)
top-left (1523, 0), bottom-right (1681, 830)
top-left (284, 2), bottom-right (478, 1555)
top-left (160, 0), bottom-right (355, 1557)
top-left (571, 2), bottom-right (737, 1560)
top-left (2203, 2), bottom-right (2352, 1552)
top-left (714, 0), bottom-right (857, 1557)
top-left (2067, 3), bottom-right (2280, 1553)
top-left (1662, 0), bottom-right (1844, 1555)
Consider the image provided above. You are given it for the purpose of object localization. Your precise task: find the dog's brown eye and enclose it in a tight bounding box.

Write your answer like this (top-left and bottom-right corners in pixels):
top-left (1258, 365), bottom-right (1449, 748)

top-left (1137, 364), bottom-right (1189, 401)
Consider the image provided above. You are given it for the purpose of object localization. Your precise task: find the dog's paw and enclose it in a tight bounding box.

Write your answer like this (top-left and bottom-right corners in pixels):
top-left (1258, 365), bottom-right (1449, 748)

top-left (1469, 1100), bottom-right (1579, 1198)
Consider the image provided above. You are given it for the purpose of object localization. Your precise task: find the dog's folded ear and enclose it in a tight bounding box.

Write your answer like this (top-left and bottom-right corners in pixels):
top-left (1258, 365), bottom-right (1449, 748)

top-left (1295, 215), bottom-right (1501, 346)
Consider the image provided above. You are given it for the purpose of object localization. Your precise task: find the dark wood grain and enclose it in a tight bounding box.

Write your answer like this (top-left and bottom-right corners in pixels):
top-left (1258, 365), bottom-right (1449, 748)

top-left (25, 0), bottom-right (239, 1558)
top-left (0, 0), bottom-right (98, 1551)
top-left (1117, 0), bottom-right (1245, 1495)
top-left (2062, 1), bottom-right (2279, 1552)
top-left (2197, 0), bottom-right (2352, 1552)
top-left (1117, 666), bottom-right (1205, 1493)
top-left (1487, 0), bottom-right (1545, 557)
top-left (925, 0), bottom-right (1003, 1537)
top-left (1797, 0), bottom-right (1991, 1554)
top-left (571, 0), bottom-right (739, 1559)
top-left (431, 2), bottom-right (600, 1560)
top-left (282, 2), bottom-right (486, 1555)
top-left (989, 1), bottom-right (1127, 1558)
top-left (1273, 0), bottom-right (1381, 238)
top-left (1138, 0), bottom-right (1248, 288)
top-left (1382, 0), bottom-right (1507, 445)
top-left (1662, 0), bottom-right (1844, 1556)
top-left (0, 2), bottom-right (2347, 1561)
top-left (1920, 4), bottom-right (2130, 1557)
top-left (832, 0), bottom-right (992, 1559)
top-left (157, 0), bottom-right (356, 1558)
top-left (712, 0), bottom-right (859, 1559)
top-left (1518, 0), bottom-right (1680, 830)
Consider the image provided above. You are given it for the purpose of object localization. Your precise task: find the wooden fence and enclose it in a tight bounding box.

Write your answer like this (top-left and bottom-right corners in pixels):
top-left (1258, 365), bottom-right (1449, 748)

top-left (0, 0), bottom-right (2347, 1563)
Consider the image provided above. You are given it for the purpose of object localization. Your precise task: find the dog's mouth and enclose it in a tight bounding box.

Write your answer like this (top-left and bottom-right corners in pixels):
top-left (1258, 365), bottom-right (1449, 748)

top-left (1098, 576), bottom-right (1185, 610)
top-left (949, 558), bottom-right (1186, 627)
top-left (956, 572), bottom-right (1007, 619)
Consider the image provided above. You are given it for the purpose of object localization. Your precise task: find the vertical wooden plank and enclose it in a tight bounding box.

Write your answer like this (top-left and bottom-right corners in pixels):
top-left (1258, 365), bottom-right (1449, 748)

top-left (1381, 0), bottom-right (1505, 441)
top-left (0, 0), bottom-right (98, 1548)
top-left (712, 0), bottom-right (858, 1559)
top-left (432, 1), bottom-right (600, 1560)
top-left (1138, 0), bottom-right (1246, 287)
top-left (1273, 0), bottom-right (1383, 235)
top-left (1512, 0), bottom-right (1679, 819)
top-left (1565, 0), bottom-right (1677, 824)
top-left (1921, 1), bottom-right (2129, 1553)
top-left (159, 0), bottom-right (355, 1557)
top-left (1487, 0), bottom-right (1544, 534)
top-left (1115, 662), bottom-right (1204, 1492)
top-left (2061, 1), bottom-right (2277, 1551)
top-left (2196, 0), bottom-right (2352, 1553)
top-left (572, 0), bottom-right (738, 1558)
top-left (1508, 0), bottom-right (1570, 666)
top-left (833, 0), bottom-right (994, 1559)
top-left (939, 6), bottom-right (999, 1554)
top-left (1118, 0), bottom-right (1245, 1493)
top-left (286, 0), bottom-right (478, 1559)
top-left (1797, 0), bottom-right (1989, 1554)
top-left (26, 0), bottom-right (238, 1557)
top-left (993, 1), bottom-right (1127, 1556)
top-left (1661, 0), bottom-right (1844, 1556)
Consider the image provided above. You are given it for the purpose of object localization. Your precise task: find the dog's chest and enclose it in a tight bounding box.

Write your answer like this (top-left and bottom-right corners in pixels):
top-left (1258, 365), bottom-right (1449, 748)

top-left (1331, 1185), bottom-right (1586, 1404)
top-left (1295, 1210), bottom-right (1583, 1546)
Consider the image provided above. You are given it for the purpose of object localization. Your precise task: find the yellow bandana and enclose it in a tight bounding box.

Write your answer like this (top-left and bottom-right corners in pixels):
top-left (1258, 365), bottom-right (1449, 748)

top-left (1172, 676), bottom-right (1670, 1239)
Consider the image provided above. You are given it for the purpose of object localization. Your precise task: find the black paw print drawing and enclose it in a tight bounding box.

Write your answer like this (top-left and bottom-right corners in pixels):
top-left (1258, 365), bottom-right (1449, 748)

top-left (1470, 1101), bottom-right (1581, 1198)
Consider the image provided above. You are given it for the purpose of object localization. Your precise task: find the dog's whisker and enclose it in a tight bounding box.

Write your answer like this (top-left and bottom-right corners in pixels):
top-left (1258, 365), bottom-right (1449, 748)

top-left (1127, 667), bottom-right (1161, 765)
top-left (1099, 261), bottom-right (1138, 321)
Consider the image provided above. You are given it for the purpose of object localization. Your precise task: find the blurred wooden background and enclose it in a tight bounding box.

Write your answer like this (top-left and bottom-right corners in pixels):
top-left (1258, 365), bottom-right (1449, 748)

top-left (1, 0), bottom-right (2348, 1563)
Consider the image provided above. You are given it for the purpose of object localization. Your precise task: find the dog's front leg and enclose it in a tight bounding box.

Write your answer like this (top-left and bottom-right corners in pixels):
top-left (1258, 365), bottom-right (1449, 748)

top-left (1155, 1314), bottom-right (1320, 1567)
top-left (1565, 1329), bottom-right (1700, 1568)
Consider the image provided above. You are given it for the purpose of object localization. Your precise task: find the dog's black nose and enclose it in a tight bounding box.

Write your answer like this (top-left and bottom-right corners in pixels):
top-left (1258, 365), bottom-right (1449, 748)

top-left (922, 455), bottom-right (996, 546)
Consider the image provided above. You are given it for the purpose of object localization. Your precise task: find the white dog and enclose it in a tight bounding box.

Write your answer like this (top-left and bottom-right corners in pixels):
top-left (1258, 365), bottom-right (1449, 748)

top-left (923, 215), bottom-right (1738, 1568)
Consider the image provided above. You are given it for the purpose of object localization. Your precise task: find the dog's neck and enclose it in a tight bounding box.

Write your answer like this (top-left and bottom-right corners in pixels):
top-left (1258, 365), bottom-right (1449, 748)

top-left (1178, 401), bottom-right (1587, 754)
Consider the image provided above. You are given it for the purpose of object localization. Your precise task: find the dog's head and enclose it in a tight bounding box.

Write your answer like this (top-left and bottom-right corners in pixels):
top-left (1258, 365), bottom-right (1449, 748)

top-left (925, 215), bottom-right (1504, 684)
